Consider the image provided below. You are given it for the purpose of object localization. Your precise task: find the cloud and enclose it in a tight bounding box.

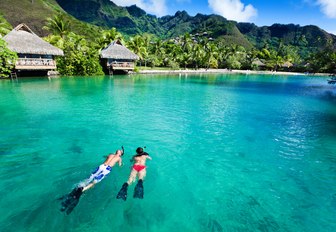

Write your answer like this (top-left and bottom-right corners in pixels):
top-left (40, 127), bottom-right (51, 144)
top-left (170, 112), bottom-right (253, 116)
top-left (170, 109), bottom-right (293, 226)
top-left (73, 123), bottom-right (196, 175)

top-left (316, 0), bottom-right (336, 18)
top-left (208, 0), bottom-right (257, 22)
top-left (112, 0), bottom-right (167, 16)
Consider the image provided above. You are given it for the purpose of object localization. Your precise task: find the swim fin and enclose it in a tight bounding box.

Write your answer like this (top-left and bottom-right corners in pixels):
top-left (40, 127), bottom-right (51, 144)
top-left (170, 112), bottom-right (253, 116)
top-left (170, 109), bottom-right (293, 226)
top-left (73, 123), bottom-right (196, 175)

top-left (116, 183), bottom-right (128, 201)
top-left (133, 179), bottom-right (144, 199)
top-left (60, 186), bottom-right (83, 215)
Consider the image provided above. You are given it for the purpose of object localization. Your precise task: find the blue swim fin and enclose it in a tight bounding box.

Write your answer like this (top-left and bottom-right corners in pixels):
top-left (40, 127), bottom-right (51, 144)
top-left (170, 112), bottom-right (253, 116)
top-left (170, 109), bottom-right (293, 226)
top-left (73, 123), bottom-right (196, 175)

top-left (133, 180), bottom-right (144, 199)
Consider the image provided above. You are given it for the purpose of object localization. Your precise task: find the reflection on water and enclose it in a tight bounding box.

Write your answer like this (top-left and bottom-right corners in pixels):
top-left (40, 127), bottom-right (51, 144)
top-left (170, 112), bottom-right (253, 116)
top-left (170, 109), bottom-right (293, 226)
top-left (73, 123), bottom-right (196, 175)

top-left (0, 74), bottom-right (336, 232)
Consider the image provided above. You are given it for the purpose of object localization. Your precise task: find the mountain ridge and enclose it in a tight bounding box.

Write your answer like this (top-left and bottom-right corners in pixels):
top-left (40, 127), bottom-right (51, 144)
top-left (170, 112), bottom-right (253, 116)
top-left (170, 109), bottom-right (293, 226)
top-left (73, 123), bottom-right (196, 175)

top-left (51, 0), bottom-right (336, 52)
top-left (1, 0), bottom-right (335, 55)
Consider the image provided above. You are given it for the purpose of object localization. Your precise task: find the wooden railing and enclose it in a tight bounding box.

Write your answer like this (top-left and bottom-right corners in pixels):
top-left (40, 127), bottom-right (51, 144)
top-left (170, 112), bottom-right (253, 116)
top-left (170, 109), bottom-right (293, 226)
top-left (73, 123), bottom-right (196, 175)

top-left (15, 58), bottom-right (56, 69)
top-left (108, 62), bottom-right (135, 70)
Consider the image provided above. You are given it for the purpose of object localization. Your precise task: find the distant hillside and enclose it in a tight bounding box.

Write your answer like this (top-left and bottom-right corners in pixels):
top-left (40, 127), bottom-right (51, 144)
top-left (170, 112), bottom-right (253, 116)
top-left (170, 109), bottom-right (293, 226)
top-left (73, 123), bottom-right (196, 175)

top-left (1, 0), bottom-right (335, 56)
top-left (55, 0), bottom-right (165, 36)
top-left (0, 0), bottom-right (101, 39)
top-left (0, 0), bottom-right (56, 35)
top-left (160, 11), bottom-right (253, 48)
top-left (237, 22), bottom-right (336, 56)
top-left (53, 0), bottom-right (336, 51)
top-left (54, 0), bottom-right (252, 47)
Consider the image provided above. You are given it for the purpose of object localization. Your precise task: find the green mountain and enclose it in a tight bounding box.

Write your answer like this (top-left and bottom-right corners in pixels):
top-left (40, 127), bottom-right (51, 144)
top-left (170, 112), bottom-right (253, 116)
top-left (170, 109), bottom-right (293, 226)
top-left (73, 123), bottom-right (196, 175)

top-left (53, 0), bottom-right (336, 51)
top-left (1, 0), bottom-right (335, 54)
top-left (0, 0), bottom-right (101, 39)
top-left (54, 1), bottom-right (252, 47)
top-left (55, 0), bottom-right (165, 36)
top-left (159, 11), bottom-right (253, 48)
top-left (237, 22), bottom-right (336, 56)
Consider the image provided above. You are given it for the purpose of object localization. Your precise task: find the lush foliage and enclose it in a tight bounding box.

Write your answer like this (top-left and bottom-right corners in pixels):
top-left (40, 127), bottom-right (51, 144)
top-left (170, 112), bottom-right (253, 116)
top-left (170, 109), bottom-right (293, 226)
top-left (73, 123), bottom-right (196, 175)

top-left (0, 38), bottom-right (17, 77)
top-left (122, 33), bottom-right (298, 71)
top-left (48, 0), bottom-right (336, 73)
top-left (0, 14), bottom-right (12, 36)
top-left (44, 15), bottom-right (104, 76)
top-left (44, 14), bottom-right (128, 76)
top-left (43, 13), bottom-right (336, 75)
top-left (306, 42), bottom-right (336, 73)
top-left (1, 0), bottom-right (336, 75)
top-left (54, 33), bottom-right (104, 76)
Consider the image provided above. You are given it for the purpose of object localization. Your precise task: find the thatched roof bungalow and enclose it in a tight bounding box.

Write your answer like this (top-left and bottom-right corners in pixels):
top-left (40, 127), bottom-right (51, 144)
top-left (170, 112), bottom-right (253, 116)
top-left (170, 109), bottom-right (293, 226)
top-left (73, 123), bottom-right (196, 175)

top-left (252, 59), bottom-right (266, 67)
top-left (3, 24), bottom-right (63, 73)
top-left (100, 40), bottom-right (139, 74)
top-left (282, 61), bottom-right (293, 68)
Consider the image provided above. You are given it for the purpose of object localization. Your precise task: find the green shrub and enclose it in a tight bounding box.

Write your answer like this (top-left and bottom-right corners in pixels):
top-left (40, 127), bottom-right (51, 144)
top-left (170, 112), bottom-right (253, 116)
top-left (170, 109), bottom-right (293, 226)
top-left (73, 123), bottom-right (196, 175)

top-left (0, 38), bottom-right (17, 78)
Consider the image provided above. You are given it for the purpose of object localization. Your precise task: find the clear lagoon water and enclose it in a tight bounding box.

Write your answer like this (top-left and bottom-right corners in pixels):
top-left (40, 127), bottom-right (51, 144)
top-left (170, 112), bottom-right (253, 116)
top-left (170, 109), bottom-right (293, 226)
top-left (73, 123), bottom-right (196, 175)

top-left (0, 74), bottom-right (336, 232)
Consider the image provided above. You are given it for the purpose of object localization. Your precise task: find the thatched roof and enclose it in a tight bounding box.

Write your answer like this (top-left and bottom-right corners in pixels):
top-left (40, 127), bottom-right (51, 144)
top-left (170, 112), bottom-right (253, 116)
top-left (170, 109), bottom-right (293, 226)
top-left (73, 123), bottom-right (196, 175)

top-left (100, 40), bottom-right (139, 60)
top-left (252, 59), bottom-right (266, 66)
top-left (282, 61), bottom-right (293, 68)
top-left (3, 24), bottom-right (63, 56)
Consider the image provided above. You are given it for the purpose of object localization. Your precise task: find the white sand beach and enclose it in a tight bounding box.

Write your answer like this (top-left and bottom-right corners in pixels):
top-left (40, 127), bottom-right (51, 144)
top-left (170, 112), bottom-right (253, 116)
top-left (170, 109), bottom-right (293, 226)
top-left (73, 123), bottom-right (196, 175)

top-left (136, 68), bottom-right (331, 76)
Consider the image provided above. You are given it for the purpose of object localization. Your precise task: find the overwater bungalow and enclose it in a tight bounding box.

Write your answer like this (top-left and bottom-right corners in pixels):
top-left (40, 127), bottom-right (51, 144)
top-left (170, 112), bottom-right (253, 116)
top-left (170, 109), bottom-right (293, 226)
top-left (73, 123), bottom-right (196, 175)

top-left (100, 40), bottom-right (139, 74)
top-left (282, 61), bottom-right (293, 69)
top-left (252, 59), bottom-right (266, 70)
top-left (3, 24), bottom-right (64, 76)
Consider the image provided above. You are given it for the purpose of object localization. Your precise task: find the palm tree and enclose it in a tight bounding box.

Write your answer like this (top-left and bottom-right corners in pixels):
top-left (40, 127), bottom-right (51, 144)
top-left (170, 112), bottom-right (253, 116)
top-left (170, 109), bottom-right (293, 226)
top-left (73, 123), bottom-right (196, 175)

top-left (149, 39), bottom-right (165, 67)
top-left (0, 16), bottom-right (11, 36)
top-left (203, 42), bottom-right (219, 69)
top-left (267, 50), bottom-right (284, 71)
top-left (43, 14), bottom-right (70, 39)
top-left (127, 35), bottom-right (148, 66)
top-left (96, 28), bottom-right (123, 49)
top-left (44, 34), bottom-right (64, 49)
top-left (0, 25), bottom-right (10, 37)
top-left (191, 43), bottom-right (205, 69)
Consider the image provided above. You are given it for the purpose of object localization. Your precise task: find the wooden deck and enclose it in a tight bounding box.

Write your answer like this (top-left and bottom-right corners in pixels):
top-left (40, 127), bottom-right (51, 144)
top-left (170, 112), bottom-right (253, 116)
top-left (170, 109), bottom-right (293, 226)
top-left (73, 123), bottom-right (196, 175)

top-left (108, 62), bottom-right (135, 70)
top-left (15, 58), bottom-right (57, 70)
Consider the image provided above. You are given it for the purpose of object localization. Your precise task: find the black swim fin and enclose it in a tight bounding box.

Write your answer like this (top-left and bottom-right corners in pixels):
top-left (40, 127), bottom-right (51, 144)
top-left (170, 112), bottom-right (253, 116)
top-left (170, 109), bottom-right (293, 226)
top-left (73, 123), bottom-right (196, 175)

top-left (133, 180), bottom-right (144, 199)
top-left (116, 183), bottom-right (128, 201)
top-left (60, 187), bottom-right (83, 215)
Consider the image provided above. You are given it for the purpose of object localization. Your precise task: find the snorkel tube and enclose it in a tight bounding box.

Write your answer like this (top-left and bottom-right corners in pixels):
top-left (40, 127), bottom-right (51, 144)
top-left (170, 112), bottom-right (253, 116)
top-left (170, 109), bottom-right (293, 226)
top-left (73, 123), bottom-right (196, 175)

top-left (121, 146), bottom-right (124, 156)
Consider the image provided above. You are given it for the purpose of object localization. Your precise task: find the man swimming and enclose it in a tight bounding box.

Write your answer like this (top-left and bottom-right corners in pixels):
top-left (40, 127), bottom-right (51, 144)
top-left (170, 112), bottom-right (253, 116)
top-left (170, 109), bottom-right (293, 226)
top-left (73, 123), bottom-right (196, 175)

top-left (60, 147), bottom-right (124, 214)
top-left (81, 149), bottom-right (124, 192)
top-left (116, 147), bottom-right (152, 200)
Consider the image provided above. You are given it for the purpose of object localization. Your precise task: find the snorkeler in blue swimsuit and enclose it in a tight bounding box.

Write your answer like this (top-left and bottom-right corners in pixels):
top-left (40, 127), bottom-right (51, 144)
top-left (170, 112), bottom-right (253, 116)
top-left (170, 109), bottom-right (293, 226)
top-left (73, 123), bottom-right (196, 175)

top-left (60, 147), bottom-right (124, 214)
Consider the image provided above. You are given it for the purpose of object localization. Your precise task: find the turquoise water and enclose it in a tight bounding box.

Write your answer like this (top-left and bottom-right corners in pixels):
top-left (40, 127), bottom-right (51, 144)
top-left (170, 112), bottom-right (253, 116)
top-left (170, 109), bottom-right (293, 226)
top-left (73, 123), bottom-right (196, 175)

top-left (0, 74), bottom-right (336, 232)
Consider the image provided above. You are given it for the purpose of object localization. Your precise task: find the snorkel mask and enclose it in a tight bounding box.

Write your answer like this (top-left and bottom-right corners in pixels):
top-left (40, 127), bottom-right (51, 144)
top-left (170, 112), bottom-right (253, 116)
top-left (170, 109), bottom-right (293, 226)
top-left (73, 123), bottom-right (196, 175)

top-left (121, 146), bottom-right (124, 156)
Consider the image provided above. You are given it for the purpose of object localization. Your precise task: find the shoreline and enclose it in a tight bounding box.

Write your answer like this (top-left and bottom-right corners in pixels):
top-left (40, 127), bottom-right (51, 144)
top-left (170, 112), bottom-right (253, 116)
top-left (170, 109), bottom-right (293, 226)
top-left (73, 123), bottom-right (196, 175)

top-left (136, 68), bottom-right (332, 77)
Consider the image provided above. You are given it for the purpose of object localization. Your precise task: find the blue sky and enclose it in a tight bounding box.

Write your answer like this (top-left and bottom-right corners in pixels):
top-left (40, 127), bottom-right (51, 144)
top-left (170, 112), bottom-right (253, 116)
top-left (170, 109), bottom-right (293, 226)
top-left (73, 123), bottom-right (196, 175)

top-left (111, 0), bottom-right (336, 34)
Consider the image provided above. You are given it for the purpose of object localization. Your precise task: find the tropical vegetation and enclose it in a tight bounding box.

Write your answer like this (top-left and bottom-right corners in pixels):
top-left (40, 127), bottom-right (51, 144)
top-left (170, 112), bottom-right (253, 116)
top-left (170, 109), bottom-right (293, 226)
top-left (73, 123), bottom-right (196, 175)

top-left (0, 0), bottom-right (335, 76)
top-left (44, 15), bottom-right (104, 76)
top-left (0, 37), bottom-right (17, 77)
top-left (0, 14), bottom-right (11, 36)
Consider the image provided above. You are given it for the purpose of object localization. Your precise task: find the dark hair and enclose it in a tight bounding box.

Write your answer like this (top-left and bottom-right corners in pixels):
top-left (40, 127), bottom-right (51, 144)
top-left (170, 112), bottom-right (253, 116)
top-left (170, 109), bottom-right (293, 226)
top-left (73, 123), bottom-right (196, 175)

top-left (136, 147), bottom-right (143, 154)
top-left (134, 147), bottom-right (148, 157)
